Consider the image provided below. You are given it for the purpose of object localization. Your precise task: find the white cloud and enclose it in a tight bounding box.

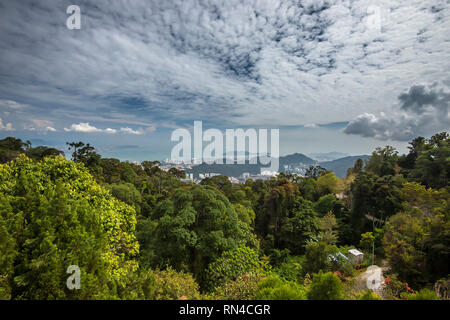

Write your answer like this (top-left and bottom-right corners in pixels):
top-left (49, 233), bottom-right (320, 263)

top-left (25, 119), bottom-right (57, 132)
top-left (0, 0), bottom-right (449, 162)
top-left (0, 99), bottom-right (29, 110)
top-left (63, 122), bottom-right (149, 135)
top-left (120, 127), bottom-right (143, 135)
top-left (0, 118), bottom-right (14, 131)
top-left (1, 0), bottom-right (449, 129)
top-left (64, 122), bottom-right (116, 134)
top-left (104, 128), bottom-right (118, 134)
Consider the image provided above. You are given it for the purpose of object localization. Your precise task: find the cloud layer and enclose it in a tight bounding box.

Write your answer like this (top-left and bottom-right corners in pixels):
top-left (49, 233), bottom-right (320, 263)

top-left (64, 122), bottom-right (145, 135)
top-left (344, 84), bottom-right (450, 141)
top-left (0, 1), bottom-right (449, 158)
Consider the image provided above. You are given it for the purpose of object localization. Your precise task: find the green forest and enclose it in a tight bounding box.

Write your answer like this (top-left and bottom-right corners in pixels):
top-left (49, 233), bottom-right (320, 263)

top-left (0, 132), bottom-right (448, 300)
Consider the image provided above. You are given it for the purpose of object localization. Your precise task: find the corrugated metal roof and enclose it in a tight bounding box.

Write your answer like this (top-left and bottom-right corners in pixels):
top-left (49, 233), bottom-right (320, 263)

top-left (348, 249), bottom-right (363, 256)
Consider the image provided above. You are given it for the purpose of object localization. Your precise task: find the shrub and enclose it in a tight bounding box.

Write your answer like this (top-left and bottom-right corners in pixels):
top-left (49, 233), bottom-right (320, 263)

top-left (401, 288), bottom-right (440, 300)
top-left (205, 246), bottom-right (269, 291)
top-left (303, 241), bottom-right (338, 274)
top-left (359, 290), bottom-right (381, 300)
top-left (0, 156), bottom-right (138, 299)
top-left (307, 271), bottom-right (345, 300)
top-left (148, 267), bottom-right (200, 300)
top-left (274, 255), bottom-right (304, 282)
top-left (255, 274), bottom-right (306, 300)
top-left (213, 273), bottom-right (262, 300)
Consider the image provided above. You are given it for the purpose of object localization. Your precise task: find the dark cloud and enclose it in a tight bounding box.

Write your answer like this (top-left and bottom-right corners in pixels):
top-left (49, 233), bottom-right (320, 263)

top-left (344, 84), bottom-right (450, 141)
top-left (399, 84), bottom-right (450, 114)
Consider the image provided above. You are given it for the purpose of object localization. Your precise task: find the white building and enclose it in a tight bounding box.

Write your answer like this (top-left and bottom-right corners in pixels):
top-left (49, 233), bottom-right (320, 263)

top-left (348, 249), bottom-right (364, 265)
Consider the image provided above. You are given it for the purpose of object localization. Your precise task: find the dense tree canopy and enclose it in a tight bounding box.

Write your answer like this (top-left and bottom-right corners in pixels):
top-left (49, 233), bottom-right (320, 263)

top-left (0, 132), bottom-right (448, 300)
top-left (0, 155), bottom-right (138, 299)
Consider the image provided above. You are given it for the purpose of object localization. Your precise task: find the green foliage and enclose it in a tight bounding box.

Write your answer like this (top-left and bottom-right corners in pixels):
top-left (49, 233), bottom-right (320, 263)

top-left (408, 132), bottom-right (449, 189)
top-left (314, 194), bottom-right (337, 216)
top-left (316, 172), bottom-right (339, 195)
top-left (359, 290), bottom-right (381, 300)
top-left (233, 203), bottom-right (255, 225)
top-left (213, 272), bottom-right (262, 300)
top-left (278, 197), bottom-right (319, 254)
top-left (303, 241), bottom-right (338, 275)
top-left (66, 141), bottom-right (101, 170)
top-left (318, 213), bottom-right (338, 245)
top-left (255, 274), bottom-right (306, 300)
top-left (151, 185), bottom-right (245, 279)
top-left (366, 146), bottom-right (399, 177)
top-left (0, 156), bottom-right (138, 299)
top-left (0, 137), bottom-right (63, 164)
top-left (205, 246), bottom-right (267, 290)
top-left (0, 132), bottom-right (448, 300)
top-left (147, 267), bottom-right (200, 300)
top-left (360, 232), bottom-right (375, 251)
top-left (274, 255), bottom-right (304, 282)
top-left (107, 183), bottom-right (142, 214)
top-left (349, 171), bottom-right (403, 242)
top-left (401, 288), bottom-right (440, 300)
top-left (307, 271), bottom-right (344, 300)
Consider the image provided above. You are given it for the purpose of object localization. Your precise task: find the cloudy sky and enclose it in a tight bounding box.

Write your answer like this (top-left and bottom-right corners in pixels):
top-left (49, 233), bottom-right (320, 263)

top-left (0, 0), bottom-right (449, 160)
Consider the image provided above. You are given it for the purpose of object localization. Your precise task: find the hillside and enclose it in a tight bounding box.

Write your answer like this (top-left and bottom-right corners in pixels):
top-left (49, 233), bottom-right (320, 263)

top-left (320, 155), bottom-right (370, 178)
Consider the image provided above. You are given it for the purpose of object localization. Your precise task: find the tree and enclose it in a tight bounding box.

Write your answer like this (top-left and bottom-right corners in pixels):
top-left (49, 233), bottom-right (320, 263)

top-left (314, 194), bottom-right (337, 217)
top-left (398, 136), bottom-right (426, 172)
top-left (168, 167), bottom-right (185, 179)
top-left (150, 185), bottom-right (246, 281)
top-left (303, 241), bottom-right (338, 275)
top-left (409, 132), bottom-right (449, 188)
top-left (366, 146), bottom-right (399, 176)
top-left (66, 141), bottom-right (101, 169)
top-left (146, 267), bottom-right (200, 300)
top-left (383, 185), bottom-right (449, 287)
top-left (0, 155), bottom-right (139, 299)
top-left (305, 166), bottom-right (328, 179)
top-left (279, 198), bottom-right (319, 254)
top-left (307, 271), bottom-right (344, 300)
top-left (318, 213), bottom-right (338, 245)
top-left (360, 232), bottom-right (375, 251)
top-left (26, 146), bottom-right (64, 160)
top-left (108, 183), bottom-right (142, 215)
top-left (255, 274), bottom-right (306, 300)
top-left (316, 172), bottom-right (339, 195)
top-left (0, 137), bottom-right (27, 163)
top-left (205, 246), bottom-right (267, 290)
top-left (350, 172), bottom-right (403, 242)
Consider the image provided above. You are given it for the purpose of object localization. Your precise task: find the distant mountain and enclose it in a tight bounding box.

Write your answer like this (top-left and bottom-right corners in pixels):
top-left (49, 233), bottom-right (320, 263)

top-left (319, 155), bottom-right (370, 178)
top-left (185, 153), bottom-right (316, 178)
top-left (279, 153), bottom-right (317, 167)
top-left (309, 151), bottom-right (351, 162)
top-left (183, 153), bottom-right (369, 179)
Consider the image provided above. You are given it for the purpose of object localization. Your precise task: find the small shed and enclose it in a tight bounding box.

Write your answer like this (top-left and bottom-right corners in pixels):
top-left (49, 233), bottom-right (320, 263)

top-left (348, 249), bottom-right (364, 265)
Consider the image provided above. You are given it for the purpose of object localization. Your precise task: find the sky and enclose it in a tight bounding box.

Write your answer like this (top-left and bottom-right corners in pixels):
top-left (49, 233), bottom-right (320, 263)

top-left (0, 0), bottom-right (449, 161)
